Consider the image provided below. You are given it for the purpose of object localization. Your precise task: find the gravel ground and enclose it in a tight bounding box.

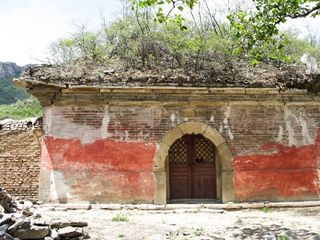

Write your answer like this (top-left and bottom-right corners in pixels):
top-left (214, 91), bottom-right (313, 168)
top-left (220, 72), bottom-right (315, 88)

top-left (36, 206), bottom-right (320, 240)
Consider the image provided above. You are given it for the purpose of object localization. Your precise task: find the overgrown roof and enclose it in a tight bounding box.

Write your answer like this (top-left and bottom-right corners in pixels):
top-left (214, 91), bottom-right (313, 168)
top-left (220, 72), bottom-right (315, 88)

top-left (15, 61), bottom-right (320, 93)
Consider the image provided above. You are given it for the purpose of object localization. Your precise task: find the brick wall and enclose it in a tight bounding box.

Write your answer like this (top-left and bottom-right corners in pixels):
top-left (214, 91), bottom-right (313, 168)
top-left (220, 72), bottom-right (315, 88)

top-left (33, 87), bottom-right (320, 203)
top-left (0, 119), bottom-right (42, 199)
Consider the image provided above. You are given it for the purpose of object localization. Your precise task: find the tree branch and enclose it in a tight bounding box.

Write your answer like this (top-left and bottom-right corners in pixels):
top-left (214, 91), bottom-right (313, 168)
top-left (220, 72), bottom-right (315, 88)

top-left (289, 3), bottom-right (320, 19)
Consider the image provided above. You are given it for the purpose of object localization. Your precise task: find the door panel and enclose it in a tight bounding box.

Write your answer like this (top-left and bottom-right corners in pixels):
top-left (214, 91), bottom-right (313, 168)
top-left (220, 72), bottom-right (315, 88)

top-left (169, 163), bottom-right (191, 198)
top-left (192, 164), bottom-right (216, 198)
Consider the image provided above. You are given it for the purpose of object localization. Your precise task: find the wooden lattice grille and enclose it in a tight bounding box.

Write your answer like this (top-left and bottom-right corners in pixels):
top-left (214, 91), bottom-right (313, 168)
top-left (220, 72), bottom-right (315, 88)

top-left (194, 137), bottom-right (215, 163)
top-left (168, 134), bottom-right (215, 163)
top-left (168, 138), bottom-right (188, 163)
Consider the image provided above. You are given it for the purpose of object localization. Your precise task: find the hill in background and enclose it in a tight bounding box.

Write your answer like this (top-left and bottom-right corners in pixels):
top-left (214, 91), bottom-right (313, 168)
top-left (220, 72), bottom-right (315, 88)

top-left (0, 62), bottom-right (29, 104)
top-left (0, 62), bottom-right (42, 120)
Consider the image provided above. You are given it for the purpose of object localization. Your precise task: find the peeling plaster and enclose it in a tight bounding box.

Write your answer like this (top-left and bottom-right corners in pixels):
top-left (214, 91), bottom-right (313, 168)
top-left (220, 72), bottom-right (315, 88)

top-left (124, 130), bottom-right (129, 141)
top-left (170, 112), bottom-right (181, 127)
top-left (298, 112), bottom-right (313, 145)
top-left (50, 171), bottom-right (72, 202)
top-left (277, 126), bottom-right (283, 142)
top-left (284, 107), bottom-right (316, 146)
top-left (170, 113), bottom-right (175, 123)
top-left (220, 106), bottom-right (234, 140)
top-left (45, 107), bottom-right (112, 144)
top-left (44, 107), bottom-right (53, 134)
top-left (227, 128), bottom-right (234, 140)
top-left (284, 107), bottom-right (297, 146)
top-left (101, 106), bottom-right (111, 139)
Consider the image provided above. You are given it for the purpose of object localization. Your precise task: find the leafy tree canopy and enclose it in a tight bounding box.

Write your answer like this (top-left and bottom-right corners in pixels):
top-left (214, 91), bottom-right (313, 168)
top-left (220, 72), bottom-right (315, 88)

top-left (229, 0), bottom-right (320, 62)
top-left (128, 0), bottom-right (199, 30)
top-left (130, 0), bottom-right (320, 63)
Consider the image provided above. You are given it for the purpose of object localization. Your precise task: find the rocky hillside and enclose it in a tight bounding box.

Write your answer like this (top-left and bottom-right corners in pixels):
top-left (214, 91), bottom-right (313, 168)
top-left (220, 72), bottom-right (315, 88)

top-left (0, 62), bottom-right (29, 104)
top-left (0, 62), bottom-right (22, 78)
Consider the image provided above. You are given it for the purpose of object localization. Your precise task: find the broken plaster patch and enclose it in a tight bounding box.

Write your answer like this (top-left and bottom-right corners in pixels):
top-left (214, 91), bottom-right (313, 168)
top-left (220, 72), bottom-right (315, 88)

top-left (45, 106), bottom-right (112, 144)
top-left (50, 171), bottom-right (72, 202)
top-left (284, 107), bottom-right (315, 146)
top-left (298, 112), bottom-right (313, 145)
top-left (276, 126), bottom-right (284, 142)
top-left (101, 106), bottom-right (111, 139)
top-left (284, 107), bottom-right (297, 146)
top-left (220, 106), bottom-right (234, 140)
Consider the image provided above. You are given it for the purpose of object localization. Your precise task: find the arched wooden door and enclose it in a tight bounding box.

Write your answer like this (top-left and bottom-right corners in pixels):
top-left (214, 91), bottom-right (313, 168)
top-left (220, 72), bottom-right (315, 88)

top-left (169, 134), bottom-right (216, 199)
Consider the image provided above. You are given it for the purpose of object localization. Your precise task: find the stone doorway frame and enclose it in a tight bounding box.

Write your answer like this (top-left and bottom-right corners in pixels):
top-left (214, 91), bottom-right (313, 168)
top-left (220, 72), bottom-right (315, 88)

top-left (153, 122), bottom-right (235, 204)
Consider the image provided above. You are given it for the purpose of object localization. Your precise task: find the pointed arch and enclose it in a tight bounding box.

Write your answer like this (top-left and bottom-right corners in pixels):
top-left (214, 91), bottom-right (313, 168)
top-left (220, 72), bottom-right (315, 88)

top-left (153, 122), bottom-right (235, 204)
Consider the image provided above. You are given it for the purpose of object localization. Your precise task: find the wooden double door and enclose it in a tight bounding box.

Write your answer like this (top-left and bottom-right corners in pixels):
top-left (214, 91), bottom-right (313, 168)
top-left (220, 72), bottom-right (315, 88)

top-left (169, 134), bottom-right (216, 199)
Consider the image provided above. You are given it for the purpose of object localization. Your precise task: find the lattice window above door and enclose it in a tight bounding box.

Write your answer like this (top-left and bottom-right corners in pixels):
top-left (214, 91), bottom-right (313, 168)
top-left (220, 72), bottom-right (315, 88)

top-left (194, 136), bottom-right (215, 163)
top-left (168, 138), bottom-right (188, 163)
top-left (168, 134), bottom-right (215, 164)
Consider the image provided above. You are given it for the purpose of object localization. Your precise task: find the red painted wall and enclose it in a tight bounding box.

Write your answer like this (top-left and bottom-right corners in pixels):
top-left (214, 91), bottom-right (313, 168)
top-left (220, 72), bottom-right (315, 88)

top-left (234, 129), bottom-right (320, 201)
top-left (42, 136), bottom-right (157, 203)
top-left (40, 105), bottom-right (320, 203)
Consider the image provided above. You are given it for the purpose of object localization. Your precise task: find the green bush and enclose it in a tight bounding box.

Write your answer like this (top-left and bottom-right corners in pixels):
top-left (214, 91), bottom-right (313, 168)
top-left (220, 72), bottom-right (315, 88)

top-left (48, 10), bottom-right (320, 68)
top-left (0, 97), bottom-right (43, 120)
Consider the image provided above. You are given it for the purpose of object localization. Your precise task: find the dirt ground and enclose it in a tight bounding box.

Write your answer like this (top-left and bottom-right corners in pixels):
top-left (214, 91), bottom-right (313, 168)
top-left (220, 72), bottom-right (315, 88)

top-left (35, 206), bottom-right (320, 240)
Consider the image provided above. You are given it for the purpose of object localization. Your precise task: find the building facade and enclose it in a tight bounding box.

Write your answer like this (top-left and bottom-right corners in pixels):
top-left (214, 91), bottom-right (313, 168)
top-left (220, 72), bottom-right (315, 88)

top-left (15, 74), bottom-right (320, 204)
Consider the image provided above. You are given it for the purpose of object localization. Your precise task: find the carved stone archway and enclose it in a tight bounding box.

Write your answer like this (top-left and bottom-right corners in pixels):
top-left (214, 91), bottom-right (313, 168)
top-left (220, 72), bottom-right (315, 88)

top-left (153, 122), bottom-right (235, 204)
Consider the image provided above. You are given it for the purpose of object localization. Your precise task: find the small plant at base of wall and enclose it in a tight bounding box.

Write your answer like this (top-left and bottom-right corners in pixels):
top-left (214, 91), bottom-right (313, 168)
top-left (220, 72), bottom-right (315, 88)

top-left (118, 233), bottom-right (125, 239)
top-left (193, 227), bottom-right (205, 236)
top-left (277, 236), bottom-right (290, 240)
top-left (112, 214), bottom-right (129, 222)
top-left (261, 206), bottom-right (270, 213)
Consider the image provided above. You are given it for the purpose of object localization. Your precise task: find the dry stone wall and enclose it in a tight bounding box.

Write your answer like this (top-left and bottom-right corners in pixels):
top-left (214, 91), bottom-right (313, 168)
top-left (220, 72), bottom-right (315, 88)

top-left (0, 118), bottom-right (42, 199)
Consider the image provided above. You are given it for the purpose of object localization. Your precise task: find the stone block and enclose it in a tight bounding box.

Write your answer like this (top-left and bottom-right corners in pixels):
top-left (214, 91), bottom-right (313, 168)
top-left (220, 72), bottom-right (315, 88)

top-left (179, 122), bottom-right (208, 135)
top-left (222, 170), bottom-right (235, 203)
top-left (160, 127), bottom-right (183, 147)
top-left (153, 170), bottom-right (167, 205)
top-left (203, 127), bottom-right (225, 147)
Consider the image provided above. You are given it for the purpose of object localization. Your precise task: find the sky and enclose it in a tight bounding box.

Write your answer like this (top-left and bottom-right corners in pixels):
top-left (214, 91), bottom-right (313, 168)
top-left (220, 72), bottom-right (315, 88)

top-left (0, 0), bottom-right (120, 65)
top-left (0, 0), bottom-right (320, 66)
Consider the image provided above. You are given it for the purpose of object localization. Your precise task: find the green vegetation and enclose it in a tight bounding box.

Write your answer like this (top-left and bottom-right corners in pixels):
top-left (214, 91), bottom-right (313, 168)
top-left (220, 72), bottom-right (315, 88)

top-left (130, 0), bottom-right (320, 63)
top-left (261, 206), bottom-right (270, 213)
top-left (277, 236), bottom-right (290, 240)
top-left (112, 214), bottom-right (129, 222)
top-left (49, 0), bottom-right (320, 69)
top-left (129, 0), bottom-right (198, 30)
top-left (193, 227), bottom-right (205, 236)
top-left (0, 77), bottom-right (29, 105)
top-left (117, 234), bottom-right (125, 239)
top-left (0, 98), bottom-right (43, 120)
top-left (229, 0), bottom-right (320, 62)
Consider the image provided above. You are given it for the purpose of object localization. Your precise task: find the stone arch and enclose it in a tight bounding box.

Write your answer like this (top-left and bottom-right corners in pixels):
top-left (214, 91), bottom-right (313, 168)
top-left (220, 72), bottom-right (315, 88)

top-left (153, 122), bottom-right (235, 204)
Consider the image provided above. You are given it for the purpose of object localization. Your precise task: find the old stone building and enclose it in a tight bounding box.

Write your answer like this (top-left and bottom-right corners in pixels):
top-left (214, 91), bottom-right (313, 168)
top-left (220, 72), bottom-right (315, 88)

top-left (14, 65), bottom-right (320, 204)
